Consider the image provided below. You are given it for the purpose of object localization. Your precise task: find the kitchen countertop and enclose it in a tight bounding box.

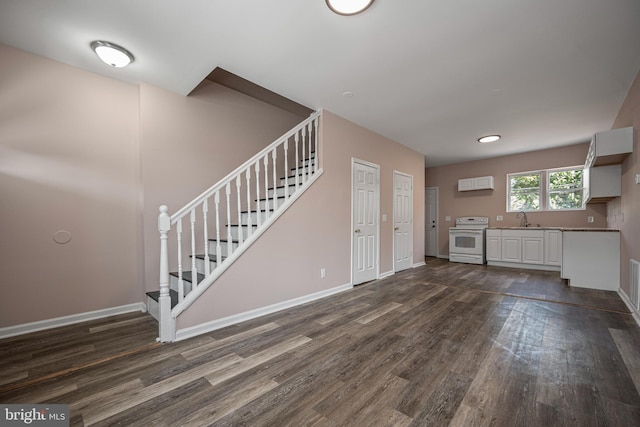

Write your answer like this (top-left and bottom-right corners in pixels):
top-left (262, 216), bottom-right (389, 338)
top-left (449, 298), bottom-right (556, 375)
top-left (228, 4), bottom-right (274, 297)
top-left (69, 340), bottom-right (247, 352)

top-left (488, 227), bottom-right (619, 232)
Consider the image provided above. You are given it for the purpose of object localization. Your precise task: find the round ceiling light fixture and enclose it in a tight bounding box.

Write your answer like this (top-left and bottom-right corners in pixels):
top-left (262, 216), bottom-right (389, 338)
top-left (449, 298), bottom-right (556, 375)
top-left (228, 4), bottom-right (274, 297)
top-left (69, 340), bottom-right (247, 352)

top-left (477, 135), bottom-right (501, 144)
top-left (326, 0), bottom-right (375, 15)
top-left (90, 40), bottom-right (134, 68)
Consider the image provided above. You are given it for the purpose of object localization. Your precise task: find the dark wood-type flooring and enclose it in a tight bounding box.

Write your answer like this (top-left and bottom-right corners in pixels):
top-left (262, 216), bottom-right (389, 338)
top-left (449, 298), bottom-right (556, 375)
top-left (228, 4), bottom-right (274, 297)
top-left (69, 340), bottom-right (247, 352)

top-left (2, 258), bottom-right (640, 426)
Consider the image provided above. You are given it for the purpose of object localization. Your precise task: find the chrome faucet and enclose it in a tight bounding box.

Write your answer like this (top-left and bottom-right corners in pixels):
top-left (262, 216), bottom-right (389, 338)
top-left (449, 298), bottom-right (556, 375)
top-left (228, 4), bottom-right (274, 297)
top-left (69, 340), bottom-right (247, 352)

top-left (516, 210), bottom-right (529, 227)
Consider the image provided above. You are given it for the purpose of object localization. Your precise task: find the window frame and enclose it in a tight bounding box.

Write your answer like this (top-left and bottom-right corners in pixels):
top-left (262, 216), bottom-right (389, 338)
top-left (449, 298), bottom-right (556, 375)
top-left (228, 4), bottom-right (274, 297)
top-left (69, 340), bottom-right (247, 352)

top-left (506, 165), bottom-right (585, 212)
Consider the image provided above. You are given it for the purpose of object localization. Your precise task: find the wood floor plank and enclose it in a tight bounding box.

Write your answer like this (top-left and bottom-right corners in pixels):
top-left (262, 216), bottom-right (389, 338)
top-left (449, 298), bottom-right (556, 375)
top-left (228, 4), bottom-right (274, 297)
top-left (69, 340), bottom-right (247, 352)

top-left (79, 353), bottom-right (244, 425)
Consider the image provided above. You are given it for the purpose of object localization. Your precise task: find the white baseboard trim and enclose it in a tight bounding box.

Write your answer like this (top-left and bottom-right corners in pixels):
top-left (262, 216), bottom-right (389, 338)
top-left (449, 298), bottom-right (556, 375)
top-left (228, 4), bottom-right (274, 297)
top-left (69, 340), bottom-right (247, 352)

top-left (0, 303), bottom-right (147, 339)
top-left (618, 288), bottom-right (640, 328)
top-left (413, 261), bottom-right (427, 268)
top-left (175, 283), bottom-right (353, 342)
top-left (379, 270), bottom-right (395, 280)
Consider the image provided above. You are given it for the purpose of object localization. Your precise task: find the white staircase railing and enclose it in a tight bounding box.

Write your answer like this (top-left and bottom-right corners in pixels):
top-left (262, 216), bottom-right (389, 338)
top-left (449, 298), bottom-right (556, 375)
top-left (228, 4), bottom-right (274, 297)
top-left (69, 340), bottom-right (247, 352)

top-left (157, 111), bottom-right (322, 341)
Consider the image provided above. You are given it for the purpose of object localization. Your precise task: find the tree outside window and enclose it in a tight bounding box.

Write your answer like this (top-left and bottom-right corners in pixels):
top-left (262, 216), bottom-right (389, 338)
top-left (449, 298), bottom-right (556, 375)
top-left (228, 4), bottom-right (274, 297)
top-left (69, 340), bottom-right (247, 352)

top-left (548, 169), bottom-right (583, 210)
top-left (507, 167), bottom-right (584, 212)
top-left (508, 172), bottom-right (541, 211)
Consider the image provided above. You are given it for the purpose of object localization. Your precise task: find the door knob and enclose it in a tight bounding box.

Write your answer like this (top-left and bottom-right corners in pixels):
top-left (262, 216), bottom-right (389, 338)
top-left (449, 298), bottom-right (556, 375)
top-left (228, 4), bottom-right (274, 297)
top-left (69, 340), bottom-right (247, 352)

top-left (394, 227), bottom-right (400, 231)
top-left (354, 228), bottom-right (361, 233)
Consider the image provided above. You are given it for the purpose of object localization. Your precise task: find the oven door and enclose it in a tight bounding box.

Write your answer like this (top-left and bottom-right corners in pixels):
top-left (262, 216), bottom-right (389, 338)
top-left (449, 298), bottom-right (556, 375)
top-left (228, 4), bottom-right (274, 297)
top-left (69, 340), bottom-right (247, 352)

top-left (449, 229), bottom-right (484, 255)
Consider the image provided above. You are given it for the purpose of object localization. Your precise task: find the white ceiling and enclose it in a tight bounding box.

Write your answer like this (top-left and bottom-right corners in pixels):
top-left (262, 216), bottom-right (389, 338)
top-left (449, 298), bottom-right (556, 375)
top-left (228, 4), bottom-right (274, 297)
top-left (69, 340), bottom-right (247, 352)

top-left (1, 0), bottom-right (639, 167)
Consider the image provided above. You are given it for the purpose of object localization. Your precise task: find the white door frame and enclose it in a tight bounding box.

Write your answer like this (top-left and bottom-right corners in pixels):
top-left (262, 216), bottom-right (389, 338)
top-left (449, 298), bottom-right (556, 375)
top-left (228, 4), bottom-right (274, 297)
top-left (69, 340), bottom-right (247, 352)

top-left (393, 171), bottom-right (413, 272)
top-left (425, 187), bottom-right (438, 257)
top-left (351, 158), bottom-right (380, 285)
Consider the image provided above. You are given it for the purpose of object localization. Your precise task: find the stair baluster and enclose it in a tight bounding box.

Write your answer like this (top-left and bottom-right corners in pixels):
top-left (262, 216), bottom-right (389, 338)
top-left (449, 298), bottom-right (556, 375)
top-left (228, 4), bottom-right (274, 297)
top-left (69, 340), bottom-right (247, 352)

top-left (236, 175), bottom-right (244, 246)
top-left (203, 199), bottom-right (210, 276)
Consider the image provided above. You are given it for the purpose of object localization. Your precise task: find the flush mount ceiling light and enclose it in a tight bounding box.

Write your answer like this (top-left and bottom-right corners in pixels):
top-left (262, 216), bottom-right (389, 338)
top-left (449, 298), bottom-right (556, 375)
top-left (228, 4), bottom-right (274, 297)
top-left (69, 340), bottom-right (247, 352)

top-left (478, 135), bottom-right (501, 143)
top-left (326, 0), bottom-right (374, 15)
top-left (90, 41), bottom-right (134, 68)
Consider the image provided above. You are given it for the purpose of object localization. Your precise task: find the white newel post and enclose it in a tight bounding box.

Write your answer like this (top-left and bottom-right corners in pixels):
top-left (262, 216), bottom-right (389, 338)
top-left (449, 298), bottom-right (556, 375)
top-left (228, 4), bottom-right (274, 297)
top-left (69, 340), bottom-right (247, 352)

top-left (158, 205), bottom-right (175, 342)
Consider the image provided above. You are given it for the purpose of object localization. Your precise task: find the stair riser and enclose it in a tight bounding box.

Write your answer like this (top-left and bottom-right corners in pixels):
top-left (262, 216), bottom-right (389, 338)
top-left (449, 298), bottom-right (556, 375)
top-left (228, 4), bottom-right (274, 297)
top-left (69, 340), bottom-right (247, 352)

top-left (191, 257), bottom-right (217, 274)
top-left (240, 211), bottom-right (273, 224)
top-left (267, 185), bottom-right (297, 198)
top-left (208, 240), bottom-right (239, 257)
top-left (227, 225), bottom-right (258, 240)
top-left (257, 199), bottom-right (282, 210)
top-left (147, 297), bottom-right (160, 321)
top-left (279, 175), bottom-right (309, 186)
top-left (170, 275), bottom-right (193, 295)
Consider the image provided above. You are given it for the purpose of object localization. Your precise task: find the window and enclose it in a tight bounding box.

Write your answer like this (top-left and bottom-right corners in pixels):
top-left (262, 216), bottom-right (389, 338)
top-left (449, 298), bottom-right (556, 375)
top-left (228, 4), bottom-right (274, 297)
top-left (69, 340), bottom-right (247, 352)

top-left (548, 168), bottom-right (584, 210)
top-left (507, 167), bottom-right (584, 212)
top-left (508, 172), bottom-right (541, 211)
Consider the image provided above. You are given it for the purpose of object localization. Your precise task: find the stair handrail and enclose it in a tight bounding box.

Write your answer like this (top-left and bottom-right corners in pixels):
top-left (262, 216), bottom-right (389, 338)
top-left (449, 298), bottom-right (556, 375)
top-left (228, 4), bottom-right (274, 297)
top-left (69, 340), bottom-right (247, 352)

top-left (157, 110), bottom-right (322, 342)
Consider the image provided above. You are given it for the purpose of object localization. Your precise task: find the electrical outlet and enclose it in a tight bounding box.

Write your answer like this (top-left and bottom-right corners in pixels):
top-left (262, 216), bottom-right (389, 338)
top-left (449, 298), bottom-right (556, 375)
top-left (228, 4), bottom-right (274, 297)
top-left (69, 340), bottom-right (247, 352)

top-left (445, 216), bottom-right (451, 221)
top-left (497, 215), bottom-right (503, 221)
top-left (382, 214), bottom-right (387, 222)
top-left (320, 268), bottom-right (326, 278)
top-left (587, 216), bottom-right (594, 223)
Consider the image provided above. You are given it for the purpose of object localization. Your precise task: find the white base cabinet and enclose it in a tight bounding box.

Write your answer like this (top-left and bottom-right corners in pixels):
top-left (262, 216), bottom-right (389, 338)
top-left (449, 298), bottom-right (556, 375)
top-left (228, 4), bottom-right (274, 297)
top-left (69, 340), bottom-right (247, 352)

top-left (561, 231), bottom-right (620, 291)
top-left (544, 230), bottom-right (562, 266)
top-left (486, 230), bottom-right (501, 262)
top-left (487, 229), bottom-right (559, 271)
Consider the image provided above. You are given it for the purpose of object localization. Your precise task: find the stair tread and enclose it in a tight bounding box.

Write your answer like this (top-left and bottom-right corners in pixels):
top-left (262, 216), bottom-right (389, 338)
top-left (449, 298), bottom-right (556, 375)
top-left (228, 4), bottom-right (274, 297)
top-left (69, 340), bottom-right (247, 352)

top-left (239, 209), bottom-right (274, 214)
top-left (208, 238), bottom-right (241, 243)
top-left (191, 253), bottom-right (227, 261)
top-left (146, 289), bottom-right (179, 308)
top-left (169, 271), bottom-right (205, 282)
top-left (256, 195), bottom-right (286, 202)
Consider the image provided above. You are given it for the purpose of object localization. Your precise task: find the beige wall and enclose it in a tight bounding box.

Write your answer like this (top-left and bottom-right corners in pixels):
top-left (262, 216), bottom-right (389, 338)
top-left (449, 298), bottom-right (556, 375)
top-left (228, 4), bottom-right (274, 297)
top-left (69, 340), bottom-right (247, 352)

top-left (177, 110), bottom-right (425, 329)
top-left (425, 144), bottom-right (608, 257)
top-left (609, 69), bottom-right (640, 297)
top-left (0, 44), bottom-right (141, 327)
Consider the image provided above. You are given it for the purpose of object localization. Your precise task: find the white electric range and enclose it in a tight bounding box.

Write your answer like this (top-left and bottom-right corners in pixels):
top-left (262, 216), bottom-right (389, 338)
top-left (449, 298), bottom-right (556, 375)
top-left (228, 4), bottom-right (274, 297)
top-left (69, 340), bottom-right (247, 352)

top-left (449, 216), bottom-right (489, 264)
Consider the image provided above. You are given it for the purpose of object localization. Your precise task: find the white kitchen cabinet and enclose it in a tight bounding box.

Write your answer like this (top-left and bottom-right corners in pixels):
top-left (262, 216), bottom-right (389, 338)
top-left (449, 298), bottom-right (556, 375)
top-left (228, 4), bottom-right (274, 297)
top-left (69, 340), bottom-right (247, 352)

top-left (584, 164), bottom-right (622, 204)
top-left (544, 230), bottom-right (562, 266)
top-left (501, 234), bottom-right (522, 263)
top-left (486, 230), bottom-right (501, 261)
top-left (487, 229), bottom-right (556, 270)
top-left (522, 236), bottom-right (544, 264)
top-left (585, 126), bottom-right (633, 167)
top-left (561, 231), bottom-right (619, 291)
top-left (458, 176), bottom-right (494, 191)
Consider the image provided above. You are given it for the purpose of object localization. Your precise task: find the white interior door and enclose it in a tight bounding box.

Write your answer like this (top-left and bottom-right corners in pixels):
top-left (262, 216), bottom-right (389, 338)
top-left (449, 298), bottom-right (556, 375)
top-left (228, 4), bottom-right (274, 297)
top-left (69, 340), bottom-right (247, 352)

top-left (425, 187), bottom-right (438, 257)
top-left (352, 160), bottom-right (379, 285)
top-left (393, 172), bottom-right (413, 272)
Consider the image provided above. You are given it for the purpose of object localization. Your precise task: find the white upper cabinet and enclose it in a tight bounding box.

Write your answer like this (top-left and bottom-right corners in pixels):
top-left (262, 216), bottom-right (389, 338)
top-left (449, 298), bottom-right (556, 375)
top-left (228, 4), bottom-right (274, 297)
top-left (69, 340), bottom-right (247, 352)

top-left (585, 126), bottom-right (633, 167)
top-left (458, 176), bottom-right (494, 191)
top-left (584, 164), bottom-right (622, 204)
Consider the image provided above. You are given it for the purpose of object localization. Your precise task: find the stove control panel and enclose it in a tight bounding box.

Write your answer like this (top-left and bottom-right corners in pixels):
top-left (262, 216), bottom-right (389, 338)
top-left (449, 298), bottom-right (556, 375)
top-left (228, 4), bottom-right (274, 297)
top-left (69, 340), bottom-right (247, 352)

top-left (455, 217), bottom-right (489, 226)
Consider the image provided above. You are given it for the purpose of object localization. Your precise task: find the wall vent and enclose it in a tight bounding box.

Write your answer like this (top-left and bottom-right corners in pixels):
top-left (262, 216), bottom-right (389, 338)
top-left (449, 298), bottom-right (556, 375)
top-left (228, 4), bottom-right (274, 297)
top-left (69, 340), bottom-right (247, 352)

top-left (630, 259), bottom-right (640, 311)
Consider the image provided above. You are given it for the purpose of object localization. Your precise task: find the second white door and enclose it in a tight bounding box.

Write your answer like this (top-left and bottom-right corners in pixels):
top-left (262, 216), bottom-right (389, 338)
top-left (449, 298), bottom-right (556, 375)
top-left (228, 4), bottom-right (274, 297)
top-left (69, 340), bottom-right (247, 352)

top-left (394, 171), bottom-right (413, 272)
